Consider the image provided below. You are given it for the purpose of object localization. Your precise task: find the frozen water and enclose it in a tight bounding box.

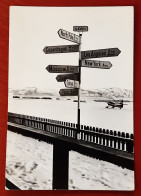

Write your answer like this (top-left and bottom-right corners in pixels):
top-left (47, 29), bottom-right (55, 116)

top-left (8, 98), bottom-right (133, 133)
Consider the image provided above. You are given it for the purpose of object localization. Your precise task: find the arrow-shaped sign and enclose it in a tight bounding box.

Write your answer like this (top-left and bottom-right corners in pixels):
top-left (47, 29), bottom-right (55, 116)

top-left (59, 88), bottom-right (78, 96)
top-left (58, 29), bottom-right (80, 44)
top-left (82, 60), bottom-right (112, 69)
top-left (56, 73), bottom-right (79, 82)
top-left (43, 44), bottom-right (79, 54)
top-left (81, 48), bottom-right (121, 59)
top-left (46, 65), bottom-right (79, 73)
top-left (65, 79), bottom-right (79, 88)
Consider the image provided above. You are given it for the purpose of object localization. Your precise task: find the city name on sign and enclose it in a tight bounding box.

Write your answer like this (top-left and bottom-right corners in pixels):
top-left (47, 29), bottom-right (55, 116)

top-left (73, 26), bottom-right (88, 32)
top-left (56, 73), bottom-right (79, 82)
top-left (82, 60), bottom-right (112, 69)
top-left (81, 48), bottom-right (121, 60)
top-left (46, 65), bottom-right (79, 73)
top-left (58, 29), bottom-right (80, 44)
top-left (65, 79), bottom-right (79, 88)
top-left (43, 44), bottom-right (79, 54)
top-left (59, 88), bottom-right (78, 96)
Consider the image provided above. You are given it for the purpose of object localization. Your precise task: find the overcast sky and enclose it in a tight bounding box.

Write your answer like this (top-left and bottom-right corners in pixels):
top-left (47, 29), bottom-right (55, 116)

top-left (9, 6), bottom-right (134, 91)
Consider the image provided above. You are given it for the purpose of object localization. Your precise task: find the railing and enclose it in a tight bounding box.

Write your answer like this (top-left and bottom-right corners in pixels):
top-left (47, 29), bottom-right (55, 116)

top-left (8, 112), bottom-right (134, 153)
top-left (6, 178), bottom-right (20, 190)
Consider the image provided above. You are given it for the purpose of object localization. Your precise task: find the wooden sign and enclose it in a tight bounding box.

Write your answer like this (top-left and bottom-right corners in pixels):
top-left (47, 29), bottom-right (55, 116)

top-left (56, 73), bottom-right (79, 82)
top-left (59, 88), bottom-right (78, 96)
top-left (46, 65), bottom-right (79, 73)
top-left (43, 44), bottom-right (79, 54)
top-left (82, 60), bottom-right (112, 69)
top-left (65, 79), bottom-right (79, 88)
top-left (58, 29), bottom-right (80, 44)
top-left (81, 48), bottom-right (121, 59)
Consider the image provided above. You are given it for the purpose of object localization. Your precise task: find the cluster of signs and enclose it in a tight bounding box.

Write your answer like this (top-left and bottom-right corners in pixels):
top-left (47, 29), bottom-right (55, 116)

top-left (43, 27), bottom-right (121, 96)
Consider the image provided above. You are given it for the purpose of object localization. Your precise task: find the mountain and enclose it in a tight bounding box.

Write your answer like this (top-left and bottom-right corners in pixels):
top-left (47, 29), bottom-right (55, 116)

top-left (9, 87), bottom-right (133, 100)
top-left (81, 87), bottom-right (133, 100)
top-left (9, 87), bottom-right (58, 97)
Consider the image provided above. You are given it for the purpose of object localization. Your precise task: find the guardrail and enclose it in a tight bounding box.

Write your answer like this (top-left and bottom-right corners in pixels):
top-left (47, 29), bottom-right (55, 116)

top-left (6, 178), bottom-right (20, 190)
top-left (8, 112), bottom-right (134, 153)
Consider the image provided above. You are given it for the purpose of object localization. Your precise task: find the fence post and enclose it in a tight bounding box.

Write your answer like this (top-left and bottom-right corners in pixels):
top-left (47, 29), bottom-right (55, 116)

top-left (73, 123), bottom-right (76, 138)
top-left (95, 127), bottom-right (99, 144)
top-left (68, 123), bottom-right (70, 136)
top-left (110, 130), bottom-right (113, 148)
top-left (106, 129), bottom-right (109, 146)
top-left (53, 141), bottom-right (69, 190)
top-left (126, 133), bottom-right (134, 153)
top-left (121, 132), bottom-right (125, 151)
top-left (76, 124), bottom-right (80, 140)
top-left (99, 128), bottom-right (102, 145)
top-left (118, 131), bottom-right (121, 150)
top-left (90, 126), bottom-right (93, 142)
top-left (114, 131), bottom-right (117, 148)
top-left (103, 129), bottom-right (105, 146)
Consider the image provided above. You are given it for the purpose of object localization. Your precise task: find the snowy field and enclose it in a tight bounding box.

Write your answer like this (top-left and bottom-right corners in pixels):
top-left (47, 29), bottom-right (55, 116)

top-left (8, 98), bottom-right (133, 133)
top-left (6, 131), bottom-right (134, 190)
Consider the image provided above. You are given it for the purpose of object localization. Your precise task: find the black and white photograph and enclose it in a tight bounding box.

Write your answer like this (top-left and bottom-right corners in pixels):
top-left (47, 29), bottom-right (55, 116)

top-left (6, 6), bottom-right (134, 190)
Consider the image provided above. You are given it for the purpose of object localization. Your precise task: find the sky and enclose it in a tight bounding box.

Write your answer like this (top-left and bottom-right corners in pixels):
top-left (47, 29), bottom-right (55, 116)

top-left (9, 6), bottom-right (134, 91)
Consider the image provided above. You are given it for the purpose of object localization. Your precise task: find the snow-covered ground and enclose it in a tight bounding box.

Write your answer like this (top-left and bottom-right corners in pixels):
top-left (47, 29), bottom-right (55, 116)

top-left (8, 98), bottom-right (133, 133)
top-left (6, 131), bottom-right (134, 190)
top-left (6, 98), bottom-right (134, 190)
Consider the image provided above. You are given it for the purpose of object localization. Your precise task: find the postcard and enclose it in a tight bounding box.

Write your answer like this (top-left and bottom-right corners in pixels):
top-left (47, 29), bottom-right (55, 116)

top-left (6, 6), bottom-right (134, 190)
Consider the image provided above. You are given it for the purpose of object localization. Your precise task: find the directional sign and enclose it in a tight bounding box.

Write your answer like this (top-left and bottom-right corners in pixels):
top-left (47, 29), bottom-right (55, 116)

top-left (56, 73), bottom-right (79, 82)
top-left (59, 88), bottom-right (78, 96)
top-left (81, 48), bottom-right (121, 59)
top-left (82, 60), bottom-right (112, 69)
top-left (58, 29), bottom-right (80, 44)
top-left (65, 79), bottom-right (79, 88)
top-left (73, 26), bottom-right (88, 32)
top-left (46, 65), bottom-right (78, 73)
top-left (43, 44), bottom-right (79, 54)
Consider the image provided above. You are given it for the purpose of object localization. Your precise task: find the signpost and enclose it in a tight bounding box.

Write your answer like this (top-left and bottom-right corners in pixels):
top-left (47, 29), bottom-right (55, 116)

top-left (56, 73), bottom-right (79, 82)
top-left (43, 44), bottom-right (79, 54)
top-left (58, 29), bottom-right (80, 44)
top-left (73, 26), bottom-right (88, 32)
top-left (77, 33), bottom-right (82, 136)
top-left (46, 65), bottom-right (78, 73)
top-left (43, 27), bottom-right (121, 190)
top-left (59, 88), bottom-right (78, 96)
top-left (82, 60), bottom-right (112, 69)
top-left (81, 48), bottom-right (121, 59)
top-left (65, 79), bottom-right (79, 88)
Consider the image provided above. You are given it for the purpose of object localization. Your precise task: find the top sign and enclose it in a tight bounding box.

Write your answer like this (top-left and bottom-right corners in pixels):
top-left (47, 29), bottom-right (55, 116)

top-left (58, 29), bottom-right (80, 44)
top-left (73, 26), bottom-right (88, 32)
top-left (81, 48), bottom-right (121, 60)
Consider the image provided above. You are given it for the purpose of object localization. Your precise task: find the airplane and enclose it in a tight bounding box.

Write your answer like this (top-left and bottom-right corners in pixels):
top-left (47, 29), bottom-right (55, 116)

top-left (106, 100), bottom-right (127, 109)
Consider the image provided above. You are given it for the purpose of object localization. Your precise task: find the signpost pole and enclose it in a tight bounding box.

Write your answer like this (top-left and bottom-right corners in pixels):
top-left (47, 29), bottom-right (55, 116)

top-left (77, 33), bottom-right (82, 139)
